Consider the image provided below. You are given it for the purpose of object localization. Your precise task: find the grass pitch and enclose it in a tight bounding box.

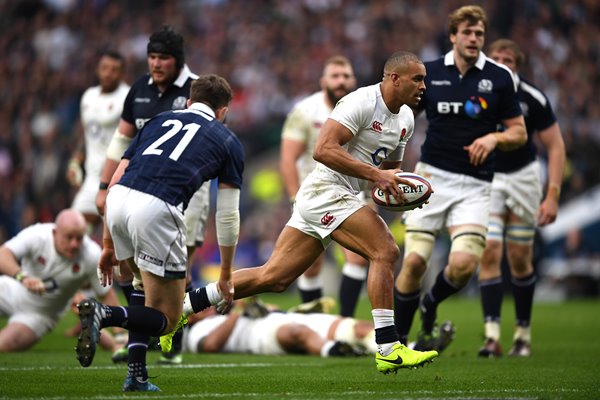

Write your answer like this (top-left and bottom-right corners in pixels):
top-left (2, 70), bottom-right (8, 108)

top-left (0, 295), bottom-right (599, 399)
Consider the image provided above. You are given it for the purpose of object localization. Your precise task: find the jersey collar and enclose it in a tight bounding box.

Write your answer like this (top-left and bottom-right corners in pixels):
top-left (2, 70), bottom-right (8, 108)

top-left (188, 102), bottom-right (216, 118)
top-left (444, 50), bottom-right (487, 70)
top-left (147, 64), bottom-right (197, 87)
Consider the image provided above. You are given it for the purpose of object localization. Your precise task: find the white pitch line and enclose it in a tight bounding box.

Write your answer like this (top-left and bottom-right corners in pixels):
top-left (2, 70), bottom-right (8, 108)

top-left (0, 362), bottom-right (317, 372)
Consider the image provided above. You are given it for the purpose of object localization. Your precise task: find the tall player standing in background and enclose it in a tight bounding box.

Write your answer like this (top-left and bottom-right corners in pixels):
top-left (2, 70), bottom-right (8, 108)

top-left (477, 39), bottom-right (565, 358)
top-left (67, 51), bottom-right (129, 232)
top-left (95, 26), bottom-right (202, 365)
top-left (280, 55), bottom-right (369, 317)
top-left (393, 5), bottom-right (527, 352)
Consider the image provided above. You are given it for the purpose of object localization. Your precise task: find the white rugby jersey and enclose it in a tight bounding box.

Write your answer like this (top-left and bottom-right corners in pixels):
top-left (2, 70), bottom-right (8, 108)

top-left (306, 83), bottom-right (414, 193)
top-left (80, 82), bottom-right (130, 180)
top-left (4, 223), bottom-right (107, 319)
top-left (281, 91), bottom-right (332, 181)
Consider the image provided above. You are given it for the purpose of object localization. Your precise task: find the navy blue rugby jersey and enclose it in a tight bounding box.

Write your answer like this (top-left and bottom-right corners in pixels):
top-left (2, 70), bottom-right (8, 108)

top-left (416, 51), bottom-right (522, 181)
top-left (494, 75), bottom-right (557, 173)
top-left (119, 102), bottom-right (244, 209)
top-left (122, 65), bottom-right (199, 132)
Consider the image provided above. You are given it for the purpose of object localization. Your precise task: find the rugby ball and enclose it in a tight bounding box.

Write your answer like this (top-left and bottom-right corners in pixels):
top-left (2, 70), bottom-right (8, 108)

top-left (371, 172), bottom-right (432, 211)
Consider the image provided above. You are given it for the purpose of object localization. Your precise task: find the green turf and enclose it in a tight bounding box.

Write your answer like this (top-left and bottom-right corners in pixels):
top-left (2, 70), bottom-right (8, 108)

top-left (1, 295), bottom-right (599, 399)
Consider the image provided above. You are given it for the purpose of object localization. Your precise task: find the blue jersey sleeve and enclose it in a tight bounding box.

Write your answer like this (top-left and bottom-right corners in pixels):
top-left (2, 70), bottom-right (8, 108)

top-left (217, 135), bottom-right (244, 188)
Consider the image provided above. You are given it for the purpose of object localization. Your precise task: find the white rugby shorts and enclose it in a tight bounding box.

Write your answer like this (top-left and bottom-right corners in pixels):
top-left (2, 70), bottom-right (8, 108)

top-left (490, 160), bottom-right (543, 225)
top-left (287, 183), bottom-right (366, 247)
top-left (106, 185), bottom-right (187, 279)
top-left (0, 277), bottom-right (57, 338)
top-left (403, 162), bottom-right (492, 231)
top-left (71, 174), bottom-right (101, 216)
top-left (183, 181), bottom-right (211, 247)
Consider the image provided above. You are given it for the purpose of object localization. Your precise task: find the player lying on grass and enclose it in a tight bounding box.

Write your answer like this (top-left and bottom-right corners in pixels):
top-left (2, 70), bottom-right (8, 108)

top-left (184, 298), bottom-right (375, 357)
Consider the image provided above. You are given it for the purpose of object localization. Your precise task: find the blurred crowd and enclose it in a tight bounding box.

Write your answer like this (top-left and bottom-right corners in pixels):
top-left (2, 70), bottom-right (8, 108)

top-left (1, 0), bottom-right (599, 275)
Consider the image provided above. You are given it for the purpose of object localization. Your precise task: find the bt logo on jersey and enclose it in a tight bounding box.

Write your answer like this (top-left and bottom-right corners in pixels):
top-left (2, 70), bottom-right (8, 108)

top-left (437, 96), bottom-right (488, 119)
top-left (437, 102), bottom-right (463, 114)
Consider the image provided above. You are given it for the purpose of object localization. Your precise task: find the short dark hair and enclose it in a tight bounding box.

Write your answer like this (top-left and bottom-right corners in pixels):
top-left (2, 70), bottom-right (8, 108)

top-left (383, 51), bottom-right (422, 75)
top-left (488, 39), bottom-right (525, 68)
top-left (190, 74), bottom-right (233, 111)
top-left (147, 25), bottom-right (185, 69)
top-left (100, 50), bottom-right (125, 68)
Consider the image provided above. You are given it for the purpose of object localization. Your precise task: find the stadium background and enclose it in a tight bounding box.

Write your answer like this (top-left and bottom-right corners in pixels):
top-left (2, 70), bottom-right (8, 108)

top-left (0, 0), bottom-right (598, 298)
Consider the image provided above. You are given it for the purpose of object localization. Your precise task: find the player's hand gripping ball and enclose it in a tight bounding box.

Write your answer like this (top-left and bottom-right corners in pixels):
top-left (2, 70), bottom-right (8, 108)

top-left (371, 172), bottom-right (433, 211)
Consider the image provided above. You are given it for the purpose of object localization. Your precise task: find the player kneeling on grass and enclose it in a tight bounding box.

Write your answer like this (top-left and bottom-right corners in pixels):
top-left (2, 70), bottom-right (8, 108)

top-left (0, 209), bottom-right (120, 352)
top-left (74, 74), bottom-right (244, 393)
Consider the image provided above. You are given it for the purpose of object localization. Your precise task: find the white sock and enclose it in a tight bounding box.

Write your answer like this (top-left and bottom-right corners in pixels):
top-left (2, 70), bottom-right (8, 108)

top-left (182, 292), bottom-right (193, 316)
top-left (371, 309), bottom-right (398, 356)
top-left (342, 262), bottom-right (367, 280)
top-left (297, 274), bottom-right (322, 291)
top-left (206, 282), bottom-right (222, 305)
top-left (371, 309), bottom-right (394, 329)
top-left (514, 326), bottom-right (531, 343)
top-left (485, 321), bottom-right (501, 341)
top-left (320, 340), bottom-right (336, 357)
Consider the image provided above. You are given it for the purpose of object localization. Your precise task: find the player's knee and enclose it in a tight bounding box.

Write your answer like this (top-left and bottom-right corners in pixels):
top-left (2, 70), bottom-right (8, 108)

top-left (363, 234), bottom-right (399, 267)
top-left (506, 247), bottom-right (533, 277)
top-left (447, 254), bottom-right (478, 285)
top-left (400, 252), bottom-right (428, 282)
top-left (374, 240), bottom-right (400, 265)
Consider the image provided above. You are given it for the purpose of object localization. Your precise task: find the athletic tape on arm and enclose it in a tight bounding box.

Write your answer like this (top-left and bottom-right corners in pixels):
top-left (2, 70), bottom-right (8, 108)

top-left (216, 188), bottom-right (240, 247)
top-left (106, 129), bottom-right (133, 162)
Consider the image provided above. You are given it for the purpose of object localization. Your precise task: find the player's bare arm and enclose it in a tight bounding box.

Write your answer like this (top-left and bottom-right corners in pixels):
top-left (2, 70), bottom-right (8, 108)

top-left (493, 115), bottom-right (527, 151)
top-left (98, 158), bottom-right (129, 286)
top-left (279, 138), bottom-right (306, 200)
top-left (214, 182), bottom-right (241, 313)
top-left (314, 119), bottom-right (410, 203)
top-left (537, 122), bottom-right (566, 225)
top-left (96, 119), bottom-right (136, 215)
top-left (464, 115), bottom-right (526, 166)
top-left (0, 246), bottom-right (46, 294)
top-left (66, 120), bottom-right (85, 187)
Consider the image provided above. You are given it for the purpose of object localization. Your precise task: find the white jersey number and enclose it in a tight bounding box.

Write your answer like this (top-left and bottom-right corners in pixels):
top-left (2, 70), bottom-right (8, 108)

top-left (142, 120), bottom-right (201, 161)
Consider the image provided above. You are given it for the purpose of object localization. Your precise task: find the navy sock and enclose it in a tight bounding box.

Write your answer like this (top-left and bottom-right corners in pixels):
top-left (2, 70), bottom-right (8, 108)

top-left (512, 272), bottom-right (536, 327)
top-left (300, 288), bottom-right (322, 303)
top-left (393, 288), bottom-right (420, 344)
top-left (375, 325), bottom-right (399, 345)
top-left (339, 276), bottom-right (364, 317)
top-left (189, 287), bottom-right (211, 313)
top-left (421, 270), bottom-right (459, 334)
top-left (479, 277), bottom-right (503, 323)
top-left (127, 343), bottom-right (148, 381)
top-left (118, 282), bottom-right (134, 304)
top-left (126, 290), bottom-right (149, 380)
top-left (101, 303), bottom-right (167, 337)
